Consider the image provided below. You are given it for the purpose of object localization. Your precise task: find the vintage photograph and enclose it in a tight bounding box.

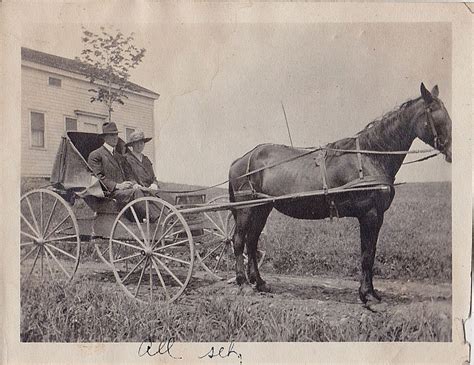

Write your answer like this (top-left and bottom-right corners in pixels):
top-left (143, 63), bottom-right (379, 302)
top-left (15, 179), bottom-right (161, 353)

top-left (2, 2), bottom-right (471, 364)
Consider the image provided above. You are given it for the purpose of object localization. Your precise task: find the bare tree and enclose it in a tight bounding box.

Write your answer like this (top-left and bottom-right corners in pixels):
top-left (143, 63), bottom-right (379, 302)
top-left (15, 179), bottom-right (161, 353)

top-left (76, 26), bottom-right (146, 122)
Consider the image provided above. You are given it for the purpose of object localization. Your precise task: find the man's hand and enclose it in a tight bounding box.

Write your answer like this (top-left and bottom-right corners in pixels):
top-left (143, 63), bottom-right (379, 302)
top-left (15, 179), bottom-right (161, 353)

top-left (150, 183), bottom-right (159, 190)
top-left (116, 181), bottom-right (134, 190)
top-left (133, 183), bottom-right (143, 190)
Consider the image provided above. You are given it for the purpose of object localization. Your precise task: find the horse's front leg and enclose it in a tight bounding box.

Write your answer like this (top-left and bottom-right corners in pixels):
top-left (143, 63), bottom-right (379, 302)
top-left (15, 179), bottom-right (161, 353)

top-left (358, 208), bottom-right (384, 304)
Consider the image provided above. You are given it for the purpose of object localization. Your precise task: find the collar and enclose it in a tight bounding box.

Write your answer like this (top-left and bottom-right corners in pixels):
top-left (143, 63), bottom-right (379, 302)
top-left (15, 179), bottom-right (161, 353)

top-left (131, 150), bottom-right (143, 162)
top-left (103, 143), bottom-right (114, 154)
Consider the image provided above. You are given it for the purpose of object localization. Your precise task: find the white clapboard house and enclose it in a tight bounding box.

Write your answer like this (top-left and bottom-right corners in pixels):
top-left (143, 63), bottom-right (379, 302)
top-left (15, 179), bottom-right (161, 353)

top-left (21, 47), bottom-right (160, 177)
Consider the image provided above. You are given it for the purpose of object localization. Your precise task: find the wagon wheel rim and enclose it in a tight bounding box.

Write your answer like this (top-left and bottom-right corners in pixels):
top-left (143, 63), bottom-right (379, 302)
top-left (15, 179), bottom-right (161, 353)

top-left (109, 197), bottom-right (194, 304)
top-left (20, 189), bottom-right (81, 283)
top-left (197, 195), bottom-right (266, 281)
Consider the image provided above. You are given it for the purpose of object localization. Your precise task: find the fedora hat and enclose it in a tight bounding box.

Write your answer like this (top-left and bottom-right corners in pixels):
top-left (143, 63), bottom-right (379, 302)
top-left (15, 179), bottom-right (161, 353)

top-left (125, 130), bottom-right (152, 146)
top-left (100, 122), bottom-right (121, 135)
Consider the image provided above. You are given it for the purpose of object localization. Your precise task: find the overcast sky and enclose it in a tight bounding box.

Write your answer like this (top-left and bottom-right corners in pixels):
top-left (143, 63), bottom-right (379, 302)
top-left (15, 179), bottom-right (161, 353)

top-left (23, 21), bottom-right (452, 186)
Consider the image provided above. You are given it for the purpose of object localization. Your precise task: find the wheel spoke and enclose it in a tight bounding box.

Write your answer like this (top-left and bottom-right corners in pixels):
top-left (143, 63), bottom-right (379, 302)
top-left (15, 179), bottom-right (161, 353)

top-left (43, 198), bottom-right (58, 236)
top-left (25, 196), bottom-right (41, 236)
top-left (213, 243), bottom-right (227, 272)
top-left (27, 247), bottom-right (41, 278)
top-left (146, 201), bottom-right (150, 243)
top-left (44, 245), bottom-right (71, 279)
top-left (149, 260), bottom-right (153, 301)
top-left (45, 243), bottom-right (77, 260)
top-left (44, 249), bottom-right (56, 279)
top-left (21, 230), bottom-right (38, 241)
top-left (200, 241), bottom-right (225, 262)
top-left (53, 225), bottom-right (74, 235)
top-left (117, 220), bottom-right (146, 248)
top-left (121, 257), bottom-right (146, 284)
top-left (150, 257), bottom-right (170, 301)
top-left (151, 205), bottom-right (166, 243)
top-left (204, 212), bottom-right (226, 236)
top-left (154, 256), bottom-right (184, 287)
top-left (44, 215), bottom-right (70, 240)
top-left (111, 238), bottom-right (144, 251)
top-left (130, 206), bottom-right (148, 246)
top-left (40, 247), bottom-right (44, 277)
top-left (152, 217), bottom-right (180, 250)
top-left (203, 228), bottom-right (226, 240)
top-left (113, 252), bottom-right (142, 263)
top-left (21, 245), bottom-right (39, 263)
top-left (40, 192), bottom-right (43, 234)
top-left (134, 258), bottom-right (148, 297)
top-left (20, 241), bottom-right (35, 247)
top-left (44, 235), bottom-right (77, 243)
top-left (155, 238), bottom-right (190, 251)
top-left (153, 252), bottom-right (191, 266)
top-left (20, 213), bottom-right (40, 237)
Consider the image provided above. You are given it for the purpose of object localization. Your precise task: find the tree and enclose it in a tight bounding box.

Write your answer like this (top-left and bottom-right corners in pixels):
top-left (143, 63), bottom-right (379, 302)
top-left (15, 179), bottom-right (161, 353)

top-left (76, 26), bottom-right (146, 122)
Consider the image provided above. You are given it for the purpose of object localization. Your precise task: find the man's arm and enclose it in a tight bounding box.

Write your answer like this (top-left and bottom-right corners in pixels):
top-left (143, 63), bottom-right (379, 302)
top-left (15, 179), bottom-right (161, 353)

top-left (88, 150), bottom-right (117, 192)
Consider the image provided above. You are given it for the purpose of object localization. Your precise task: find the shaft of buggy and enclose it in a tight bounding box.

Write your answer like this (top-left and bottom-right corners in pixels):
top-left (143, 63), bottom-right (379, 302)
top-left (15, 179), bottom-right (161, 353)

top-left (177, 185), bottom-right (391, 215)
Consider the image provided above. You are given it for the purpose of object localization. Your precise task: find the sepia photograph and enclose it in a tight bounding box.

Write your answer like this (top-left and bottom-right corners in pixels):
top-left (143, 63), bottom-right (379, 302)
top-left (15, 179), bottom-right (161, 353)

top-left (1, 2), bottom-right (471, 364)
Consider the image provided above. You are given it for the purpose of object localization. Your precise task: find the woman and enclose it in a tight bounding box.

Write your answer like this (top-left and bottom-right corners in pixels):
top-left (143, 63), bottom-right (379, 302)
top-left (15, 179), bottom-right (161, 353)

top-left (125, 130), bottom-right (160, 190)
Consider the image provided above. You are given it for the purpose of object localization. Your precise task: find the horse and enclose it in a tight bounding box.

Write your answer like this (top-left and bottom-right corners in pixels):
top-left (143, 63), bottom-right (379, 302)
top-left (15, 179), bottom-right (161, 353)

top-left (228, 83), bottom-right (452, 304)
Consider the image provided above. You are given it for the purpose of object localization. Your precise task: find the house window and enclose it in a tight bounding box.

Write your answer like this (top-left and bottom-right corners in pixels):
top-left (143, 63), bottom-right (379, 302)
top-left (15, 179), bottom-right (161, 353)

top-left (83, 122), bottom-right (98, 133)
top-left (30, 111), bottom-right (45, 148)
top-left (48, 77), bottom-right (62, 87)
top-left (65, 117), bottom-right (77, 131)
top-left (125, 127), bottom-right (135, 142)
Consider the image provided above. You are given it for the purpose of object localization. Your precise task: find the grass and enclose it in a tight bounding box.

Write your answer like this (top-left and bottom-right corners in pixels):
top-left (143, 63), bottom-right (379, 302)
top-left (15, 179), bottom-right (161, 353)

top-left (20, 178), bottom-right (451, 342)
top-left (263, 182), bottom-right (451, 282)
top-left (21, 278), bottom-right (450, 342)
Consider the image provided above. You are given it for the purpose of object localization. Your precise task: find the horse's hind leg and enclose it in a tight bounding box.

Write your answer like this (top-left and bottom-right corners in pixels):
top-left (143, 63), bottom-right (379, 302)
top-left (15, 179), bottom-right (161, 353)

top-left (246, 205), bottom-right (272, 292)
top-left (232, 208), bottom-right (251, 286)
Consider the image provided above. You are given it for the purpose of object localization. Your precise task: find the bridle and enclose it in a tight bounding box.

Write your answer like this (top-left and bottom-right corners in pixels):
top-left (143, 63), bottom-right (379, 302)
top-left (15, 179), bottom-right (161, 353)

top-left (424, 104), bottom-right (447, 153)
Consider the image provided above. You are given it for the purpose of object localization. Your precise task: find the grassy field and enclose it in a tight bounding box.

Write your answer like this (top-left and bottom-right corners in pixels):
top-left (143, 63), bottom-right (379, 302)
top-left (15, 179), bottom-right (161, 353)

top-left (20, 180), bottom-right (451, 342)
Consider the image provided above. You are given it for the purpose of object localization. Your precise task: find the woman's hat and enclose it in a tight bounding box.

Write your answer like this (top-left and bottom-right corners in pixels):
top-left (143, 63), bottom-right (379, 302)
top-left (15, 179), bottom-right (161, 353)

top-left (100, 122), bottom-right (121, 135)
top-left (126, 130), bottom-right (152, 146)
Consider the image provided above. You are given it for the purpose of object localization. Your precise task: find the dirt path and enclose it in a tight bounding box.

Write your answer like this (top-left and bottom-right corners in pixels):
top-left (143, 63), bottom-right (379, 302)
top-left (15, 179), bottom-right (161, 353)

top-left (78, 260), bottom-right (451, 321)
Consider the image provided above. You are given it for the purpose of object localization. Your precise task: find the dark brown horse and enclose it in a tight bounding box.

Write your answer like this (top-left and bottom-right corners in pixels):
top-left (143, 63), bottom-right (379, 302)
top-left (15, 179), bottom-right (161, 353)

top-left (228, 83), bottom-right (452, 304)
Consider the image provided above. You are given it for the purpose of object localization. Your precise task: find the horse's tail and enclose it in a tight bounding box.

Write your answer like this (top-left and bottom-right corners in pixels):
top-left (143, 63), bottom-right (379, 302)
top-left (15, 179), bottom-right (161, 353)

top-left (228, 177), bottom-right (235, 203)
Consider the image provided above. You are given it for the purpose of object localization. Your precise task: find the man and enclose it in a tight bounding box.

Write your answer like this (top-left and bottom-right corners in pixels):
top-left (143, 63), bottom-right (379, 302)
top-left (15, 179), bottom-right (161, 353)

top-left (88, 122), bottom-right (159, 220)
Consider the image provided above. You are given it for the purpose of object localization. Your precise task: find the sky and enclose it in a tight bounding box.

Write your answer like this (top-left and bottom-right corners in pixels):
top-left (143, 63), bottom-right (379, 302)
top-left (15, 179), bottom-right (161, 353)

top-left (23, 21), bottom-right (452, 186)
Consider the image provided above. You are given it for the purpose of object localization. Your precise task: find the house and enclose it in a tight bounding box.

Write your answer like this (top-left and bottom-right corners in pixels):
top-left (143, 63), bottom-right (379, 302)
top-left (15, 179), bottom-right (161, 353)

top-left (21, 47), bottom-right (160, 177)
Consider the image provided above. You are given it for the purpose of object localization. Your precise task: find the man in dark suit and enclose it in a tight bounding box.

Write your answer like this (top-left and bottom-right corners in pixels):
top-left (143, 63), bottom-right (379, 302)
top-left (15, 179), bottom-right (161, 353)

top-left (88, 122), bottom-right (159, 220)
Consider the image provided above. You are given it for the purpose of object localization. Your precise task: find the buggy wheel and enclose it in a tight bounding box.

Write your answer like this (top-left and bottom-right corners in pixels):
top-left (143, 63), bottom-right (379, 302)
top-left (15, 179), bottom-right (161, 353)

top-left (109, 197), bottom-right (194, 304)
top-left (197, 195), bottom-right (266, 281)
top-left (20, 189), bottom-right (80, 282)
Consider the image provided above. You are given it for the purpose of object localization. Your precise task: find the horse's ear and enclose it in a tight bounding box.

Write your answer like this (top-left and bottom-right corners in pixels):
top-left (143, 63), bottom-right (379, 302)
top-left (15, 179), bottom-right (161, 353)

top-left (431, 85), bottom-right (439, 98)
top-left (420, 82), bottom-right (433, 104)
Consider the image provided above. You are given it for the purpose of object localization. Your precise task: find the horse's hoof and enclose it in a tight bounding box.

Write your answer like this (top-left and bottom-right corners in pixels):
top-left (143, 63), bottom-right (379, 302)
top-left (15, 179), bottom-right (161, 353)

top-left (256, 281), bottom-right (271, 293)
top-left (248, 273), bottom-right (257, 284)
top-left (370, 290), bottom-right (382, 302)
top-left (236, 274), bottom-right (247, 286)
top-left (241, 285), bottom-right (254, 296)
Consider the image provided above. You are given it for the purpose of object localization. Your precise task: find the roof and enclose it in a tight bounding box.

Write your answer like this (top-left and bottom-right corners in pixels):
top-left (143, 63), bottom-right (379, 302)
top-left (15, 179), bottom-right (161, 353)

top-left (21, 47), bottom-right (160, 99)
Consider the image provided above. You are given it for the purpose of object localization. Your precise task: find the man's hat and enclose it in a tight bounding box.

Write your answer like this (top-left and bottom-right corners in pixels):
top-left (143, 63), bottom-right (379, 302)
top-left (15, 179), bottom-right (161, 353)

top-left (101, 122), bottom-right (120, 135)
top-left (125, 130), bottom-right (152, 146)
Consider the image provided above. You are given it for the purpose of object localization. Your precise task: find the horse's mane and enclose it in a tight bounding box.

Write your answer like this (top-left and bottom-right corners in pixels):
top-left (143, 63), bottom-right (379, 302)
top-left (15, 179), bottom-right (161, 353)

top-left (329, 96), bottom-right (423, 153)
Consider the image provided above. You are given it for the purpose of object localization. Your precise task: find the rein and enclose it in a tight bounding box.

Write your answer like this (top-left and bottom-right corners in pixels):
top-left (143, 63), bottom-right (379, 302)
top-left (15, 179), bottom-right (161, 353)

top-left (157, 104), bottom-right (446, 195)
top-left (156, 144), bottom-right (440, 194)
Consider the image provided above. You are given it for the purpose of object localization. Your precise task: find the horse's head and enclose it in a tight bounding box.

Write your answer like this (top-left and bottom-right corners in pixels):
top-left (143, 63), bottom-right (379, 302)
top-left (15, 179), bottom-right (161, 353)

top-left (414, 83), bottom-right (452, 162)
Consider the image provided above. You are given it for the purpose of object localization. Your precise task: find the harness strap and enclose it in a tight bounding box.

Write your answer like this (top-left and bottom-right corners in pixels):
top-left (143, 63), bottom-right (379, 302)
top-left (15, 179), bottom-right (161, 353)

top-left (245, 148), bottom-right (257, 195)
top-left (316, 152), bottom-right (329, 194)
top-left (355, 137), bottom-right (364, 180)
